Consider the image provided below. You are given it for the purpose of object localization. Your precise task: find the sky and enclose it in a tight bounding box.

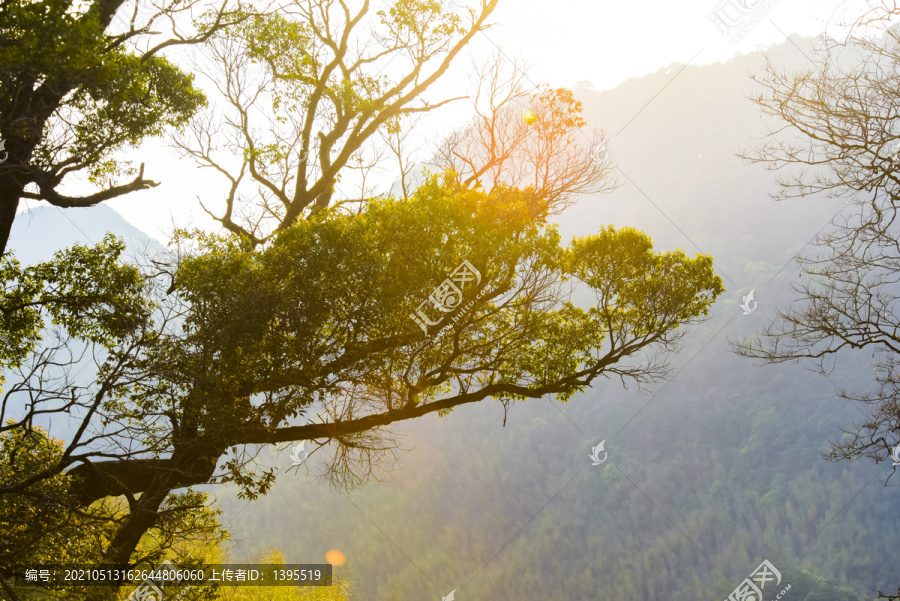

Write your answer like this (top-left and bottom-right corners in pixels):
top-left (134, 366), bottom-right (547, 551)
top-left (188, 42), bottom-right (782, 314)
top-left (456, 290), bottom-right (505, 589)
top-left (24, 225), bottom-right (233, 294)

top-left (482, 0), bottom-right (871, 91)
top-left (18, 0), bottom-right (880, 243)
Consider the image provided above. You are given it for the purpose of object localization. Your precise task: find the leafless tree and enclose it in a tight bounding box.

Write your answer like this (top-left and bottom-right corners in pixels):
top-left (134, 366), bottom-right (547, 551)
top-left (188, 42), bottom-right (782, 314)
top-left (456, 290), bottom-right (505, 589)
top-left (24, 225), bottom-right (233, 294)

top-left (732, 12), bottom-right (900, 466)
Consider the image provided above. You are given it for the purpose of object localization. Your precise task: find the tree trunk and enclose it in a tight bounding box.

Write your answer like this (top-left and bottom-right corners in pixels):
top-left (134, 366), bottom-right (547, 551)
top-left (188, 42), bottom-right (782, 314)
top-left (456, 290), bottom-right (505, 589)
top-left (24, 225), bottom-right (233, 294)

top-left (0, 175), bottom-right (23, 257)
top-left (84, 485), bottom-right (170, 601)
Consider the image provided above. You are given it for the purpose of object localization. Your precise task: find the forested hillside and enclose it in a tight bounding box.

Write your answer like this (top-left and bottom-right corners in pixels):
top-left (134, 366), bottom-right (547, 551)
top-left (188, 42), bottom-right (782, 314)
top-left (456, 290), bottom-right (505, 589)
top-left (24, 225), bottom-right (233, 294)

top-left (213, 35), bottom-right (900, 600)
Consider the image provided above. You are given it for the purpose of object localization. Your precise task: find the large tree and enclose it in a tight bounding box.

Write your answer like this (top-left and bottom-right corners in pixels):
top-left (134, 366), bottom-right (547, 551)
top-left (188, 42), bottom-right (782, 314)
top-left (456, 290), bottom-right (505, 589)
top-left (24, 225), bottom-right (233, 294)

top-left (0, 4), bottom-right (726, 600)
top-left (732, 9), bottom-right (900, 467)
top-left (0, 180), bottom-right (724, 600)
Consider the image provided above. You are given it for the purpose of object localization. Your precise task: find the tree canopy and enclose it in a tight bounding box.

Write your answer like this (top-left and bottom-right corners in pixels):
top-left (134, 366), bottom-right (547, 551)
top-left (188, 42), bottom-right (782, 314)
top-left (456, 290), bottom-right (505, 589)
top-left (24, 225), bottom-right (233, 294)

top-left (175, 0), bottom-right (503, 245)
top-left (0, 2), bottom-right (729, 599)
top-left (0, 175), bottom-right (723, 599)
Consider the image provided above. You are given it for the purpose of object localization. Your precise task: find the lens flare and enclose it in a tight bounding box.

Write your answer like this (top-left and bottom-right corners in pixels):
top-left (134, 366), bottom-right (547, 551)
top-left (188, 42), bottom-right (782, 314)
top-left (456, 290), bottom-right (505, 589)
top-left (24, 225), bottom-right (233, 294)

top-left (326, 549), bottom-right (345, 566)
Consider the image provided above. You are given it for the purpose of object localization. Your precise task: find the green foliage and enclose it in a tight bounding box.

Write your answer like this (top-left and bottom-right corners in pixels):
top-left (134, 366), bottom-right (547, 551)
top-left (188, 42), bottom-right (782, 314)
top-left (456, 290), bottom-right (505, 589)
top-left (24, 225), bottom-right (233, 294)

top-left (780, 567), bottom-right (867, 601)
top-left (160, 177), bottom-right (722, 460)
top-left (570, 226), bottom-right (722, 334)
top-left (0, 235), bottom-right (150, 392)
top-left (0, 0), bottom-right (207, 210)
top-left (0, 424), bottom-right (116, 568)
top-left (71, 52), bottom-right (206, 184)
top-left (378, 0), bottom-right (465, 49)
top-left (0, 424), bottom-right (230, 598)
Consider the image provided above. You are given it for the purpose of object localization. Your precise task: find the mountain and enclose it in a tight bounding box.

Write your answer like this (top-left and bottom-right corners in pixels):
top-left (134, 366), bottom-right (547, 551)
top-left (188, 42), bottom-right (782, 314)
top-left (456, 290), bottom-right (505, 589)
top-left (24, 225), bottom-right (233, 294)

top-left (212, 35), bottom-right (898, 601)
top-left (8, 204), bottom-right (165, 265)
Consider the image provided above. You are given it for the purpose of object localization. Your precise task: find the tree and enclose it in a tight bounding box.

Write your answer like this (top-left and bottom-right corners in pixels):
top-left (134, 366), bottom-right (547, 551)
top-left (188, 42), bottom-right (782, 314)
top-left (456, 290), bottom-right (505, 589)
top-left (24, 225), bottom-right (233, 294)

top-left (0, 424), bottom-right (116, 599)
top-left (0, 4), bottom-right (725, 599)
top-left (433, 54), bottom-right (616, 216)
top-left (0, 238), bottom-right (226, 600)
top-left (0, 425), bottom-right (226, 600)
top-left (731, 10), bottom-right (900, 466)
top-left (174, 0), bottom-right (502, 246)
top-left (0, 0), bottom-right (247, 255)
top-left (0, 178), bottom-right (724, 600)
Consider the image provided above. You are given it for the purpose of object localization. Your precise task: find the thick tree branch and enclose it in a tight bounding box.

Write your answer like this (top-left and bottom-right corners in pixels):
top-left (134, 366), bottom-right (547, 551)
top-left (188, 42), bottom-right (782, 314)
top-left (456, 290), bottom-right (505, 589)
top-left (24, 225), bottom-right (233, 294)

top-left (21, 164), bottom-right (159, 207)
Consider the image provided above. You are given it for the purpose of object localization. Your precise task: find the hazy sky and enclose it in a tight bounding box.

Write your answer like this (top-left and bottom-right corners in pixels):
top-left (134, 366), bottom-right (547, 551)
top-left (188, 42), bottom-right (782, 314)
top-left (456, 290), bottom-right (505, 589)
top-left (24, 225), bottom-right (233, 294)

top-left (483, 0), bottom-right (871, 90)
top-left (18, 0), bottom-right (878, 242)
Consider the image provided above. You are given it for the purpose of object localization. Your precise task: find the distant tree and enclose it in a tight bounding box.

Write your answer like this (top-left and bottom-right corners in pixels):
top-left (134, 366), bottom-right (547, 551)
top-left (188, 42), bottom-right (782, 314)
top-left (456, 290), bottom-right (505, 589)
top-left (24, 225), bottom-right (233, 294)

top-left (0, 0), bottom-right (251, 255)
top-left (732, 11), bottom-right (900, 469)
